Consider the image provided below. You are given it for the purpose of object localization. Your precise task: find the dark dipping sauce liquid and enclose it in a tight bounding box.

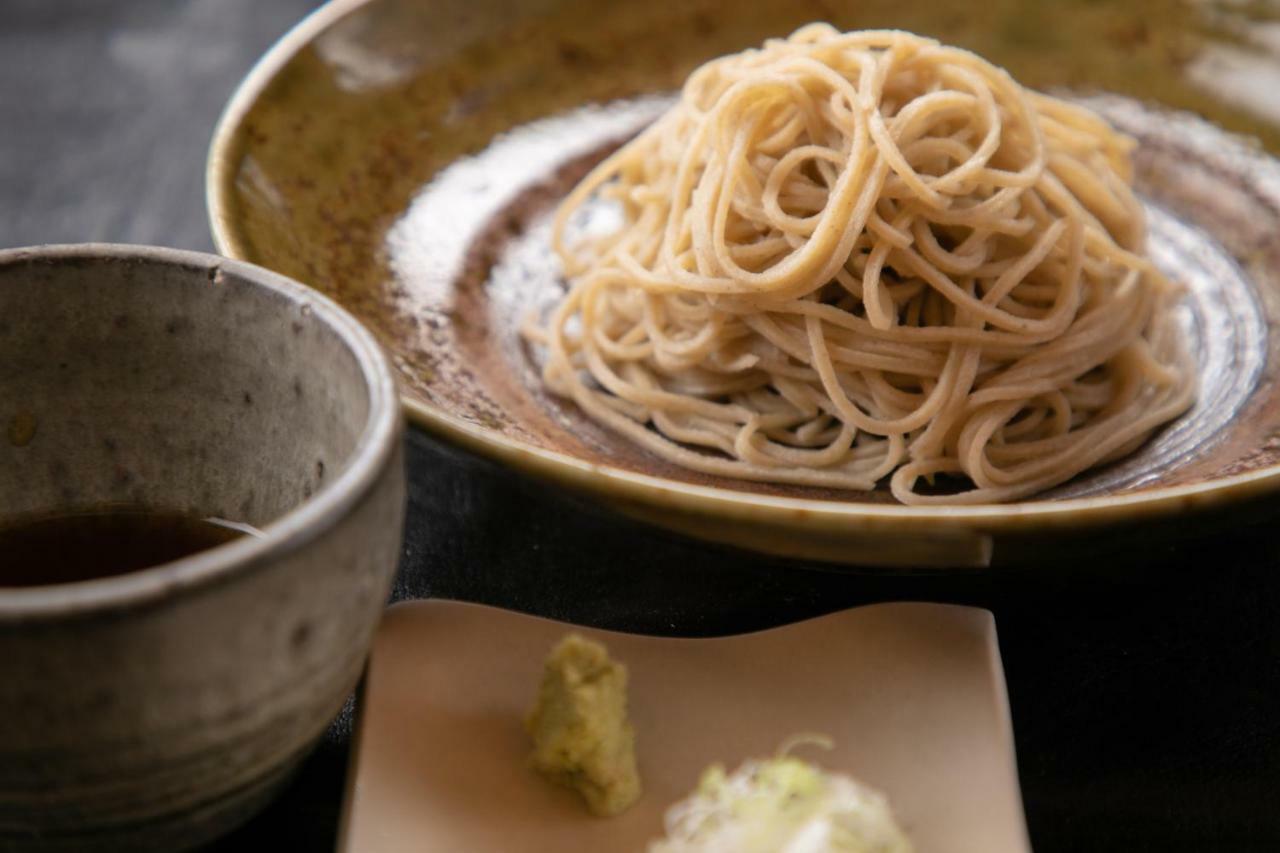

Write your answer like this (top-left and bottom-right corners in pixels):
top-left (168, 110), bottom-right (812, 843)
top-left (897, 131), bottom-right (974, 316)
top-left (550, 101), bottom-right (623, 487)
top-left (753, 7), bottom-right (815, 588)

top-left (0, 509), bottom-right (251, 588)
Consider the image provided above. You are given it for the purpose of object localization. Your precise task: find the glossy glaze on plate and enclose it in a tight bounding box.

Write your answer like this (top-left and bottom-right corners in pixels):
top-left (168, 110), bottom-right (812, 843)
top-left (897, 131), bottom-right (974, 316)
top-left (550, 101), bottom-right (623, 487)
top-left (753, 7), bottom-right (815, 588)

top-left (209, 0), bottom-right (1280, 566)
top-left (339, 600), bottom-right (1029, 853)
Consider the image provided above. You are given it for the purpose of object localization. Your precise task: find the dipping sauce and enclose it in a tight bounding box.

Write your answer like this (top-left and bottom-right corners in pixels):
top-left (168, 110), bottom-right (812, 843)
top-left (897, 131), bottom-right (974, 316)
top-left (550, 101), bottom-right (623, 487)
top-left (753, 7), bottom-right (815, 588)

top-left (0, 509), bottom-right (253, 587)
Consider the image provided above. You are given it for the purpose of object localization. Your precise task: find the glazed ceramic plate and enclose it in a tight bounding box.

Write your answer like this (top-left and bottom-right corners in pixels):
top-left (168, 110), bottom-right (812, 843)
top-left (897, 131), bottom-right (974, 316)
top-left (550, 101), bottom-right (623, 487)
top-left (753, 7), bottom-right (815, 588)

top-left (209, 0), bottom-right (1280, 567)
top-left (338, 600), bottom-right (1028, 853)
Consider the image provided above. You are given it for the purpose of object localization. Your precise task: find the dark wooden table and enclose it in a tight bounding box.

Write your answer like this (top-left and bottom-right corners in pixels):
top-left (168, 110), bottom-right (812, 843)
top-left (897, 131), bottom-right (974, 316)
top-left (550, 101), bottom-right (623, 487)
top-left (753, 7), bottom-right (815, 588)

top-left (5, 1), bottom-right (1280, 850)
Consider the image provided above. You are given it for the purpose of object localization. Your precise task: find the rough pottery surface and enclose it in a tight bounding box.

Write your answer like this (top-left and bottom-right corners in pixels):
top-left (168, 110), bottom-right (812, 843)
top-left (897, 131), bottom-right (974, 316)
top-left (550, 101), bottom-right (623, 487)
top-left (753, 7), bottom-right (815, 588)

top-left (0, 245), bottom-right (405, 852)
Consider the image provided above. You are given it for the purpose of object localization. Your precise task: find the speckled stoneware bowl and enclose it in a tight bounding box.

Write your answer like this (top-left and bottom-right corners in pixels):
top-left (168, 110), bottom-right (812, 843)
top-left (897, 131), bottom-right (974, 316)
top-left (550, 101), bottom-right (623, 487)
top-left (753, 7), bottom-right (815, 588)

top-left (210, 0), bottom-right (1280, 568)
top-left (0, 244), bottom-right (404, 851)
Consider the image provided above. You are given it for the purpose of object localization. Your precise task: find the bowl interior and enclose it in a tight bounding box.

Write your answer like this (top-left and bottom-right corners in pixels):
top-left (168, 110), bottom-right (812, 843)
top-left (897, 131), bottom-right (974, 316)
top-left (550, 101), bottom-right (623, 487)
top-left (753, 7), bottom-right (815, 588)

top-left (211, 0), bottom-right (1280, 510)
top-left (0, 248), bottom-right (371, 529)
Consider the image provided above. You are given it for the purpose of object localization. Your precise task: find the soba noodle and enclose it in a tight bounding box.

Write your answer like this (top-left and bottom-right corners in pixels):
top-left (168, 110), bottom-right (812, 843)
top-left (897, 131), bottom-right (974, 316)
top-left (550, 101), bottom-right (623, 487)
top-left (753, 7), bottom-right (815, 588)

top-left (526, 25), bottom-right (1195, 505)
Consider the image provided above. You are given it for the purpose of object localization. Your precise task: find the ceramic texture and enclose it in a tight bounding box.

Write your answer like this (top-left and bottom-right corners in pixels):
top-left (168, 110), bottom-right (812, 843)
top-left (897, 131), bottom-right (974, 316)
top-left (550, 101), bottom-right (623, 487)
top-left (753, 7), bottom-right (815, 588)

top-left (209, 0), bottom-right (1280, 567)
top-left (0, 245), bottom-right (405, 852)
top-left (340, 600), bottom-right (1029, 853)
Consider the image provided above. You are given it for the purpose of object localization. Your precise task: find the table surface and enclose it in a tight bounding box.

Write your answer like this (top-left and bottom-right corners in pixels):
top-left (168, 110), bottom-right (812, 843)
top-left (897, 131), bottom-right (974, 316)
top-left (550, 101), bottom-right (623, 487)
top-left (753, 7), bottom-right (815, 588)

top-left (5, 2), bottom-right (1280, 850)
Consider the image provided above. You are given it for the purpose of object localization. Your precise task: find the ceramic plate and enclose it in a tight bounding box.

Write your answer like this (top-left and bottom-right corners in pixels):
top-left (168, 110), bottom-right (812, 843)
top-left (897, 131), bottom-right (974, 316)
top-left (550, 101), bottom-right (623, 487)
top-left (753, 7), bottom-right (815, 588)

top-left (338, 600), bottom-right (1029, 853)
top-left (209, 0), bottom-right (1280, 567)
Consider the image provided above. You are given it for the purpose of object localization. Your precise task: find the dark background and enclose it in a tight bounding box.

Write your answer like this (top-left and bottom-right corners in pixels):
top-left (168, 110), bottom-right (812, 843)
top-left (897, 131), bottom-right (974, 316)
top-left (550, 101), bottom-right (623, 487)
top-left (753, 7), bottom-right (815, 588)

top-left (4, 1), bottom-right (1280, 850)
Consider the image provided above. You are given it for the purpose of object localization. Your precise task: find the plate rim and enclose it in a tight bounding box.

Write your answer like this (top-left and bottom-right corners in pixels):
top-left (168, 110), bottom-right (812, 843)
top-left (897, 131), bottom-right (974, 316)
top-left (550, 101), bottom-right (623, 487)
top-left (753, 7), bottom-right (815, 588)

top-left (206, 0), bottom-right (1280, 536)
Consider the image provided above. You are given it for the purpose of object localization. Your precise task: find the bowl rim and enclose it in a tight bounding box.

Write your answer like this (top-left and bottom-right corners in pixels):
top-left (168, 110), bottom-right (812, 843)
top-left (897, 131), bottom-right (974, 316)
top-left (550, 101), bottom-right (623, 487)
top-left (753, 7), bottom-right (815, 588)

top-left (0, 243), bottom-right (402, 619)
top-left (206, 0), bottom-right (1280, 538)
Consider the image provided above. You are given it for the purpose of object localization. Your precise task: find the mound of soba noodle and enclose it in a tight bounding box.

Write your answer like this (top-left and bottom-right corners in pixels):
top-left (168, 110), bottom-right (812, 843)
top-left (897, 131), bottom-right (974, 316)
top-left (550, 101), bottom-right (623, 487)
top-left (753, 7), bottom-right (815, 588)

top-left (528, 24), bottom-right (1195, 505)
